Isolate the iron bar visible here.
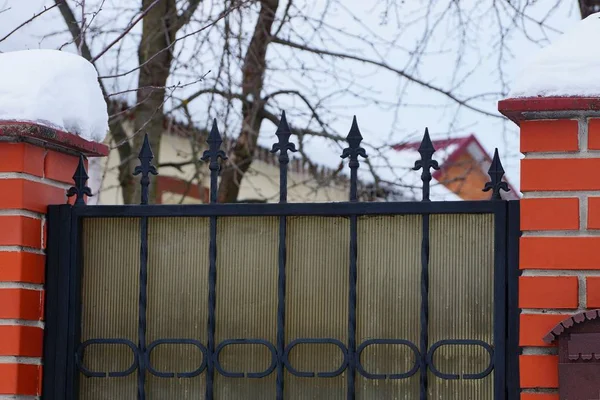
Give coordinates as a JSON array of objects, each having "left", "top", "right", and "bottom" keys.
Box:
[
  {"left": 493, "top": 203, "right": 508, "bottom": 400},
  {"left": 71, "top": 200, "right": 502, "bottom": 218},
  {"left": 341, "top": 116, "right": 367, "bottom": 399},
  {"left": 419, "top": 214, "right": 430, "bottom": 400},
  {"left": 412, "top": 128, "right": 439, "bottom": 399},
  {"left": 270, "top": 111, "right": 297, "bottom": 400},
  {"left": 136, "top": 216, "right": 149, "bottom": 400},
  {"left": 201, "top": 119, "right": 226, "bottom": 400}
]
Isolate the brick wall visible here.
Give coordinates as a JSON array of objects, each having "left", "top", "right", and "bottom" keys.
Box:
[
  {"left": 0, "top": 124, "right": 106, "bottom": 399},
  {"left": 500, "top": 98, "right": 600, "bottom": 400}
]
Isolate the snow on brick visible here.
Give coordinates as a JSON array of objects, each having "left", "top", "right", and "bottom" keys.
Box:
[
  {"left": 510, "top": 12, "right": 600, "bottom": 98},
  {"left": 0, "top": 49, "right": 108, "bottom": 142}
]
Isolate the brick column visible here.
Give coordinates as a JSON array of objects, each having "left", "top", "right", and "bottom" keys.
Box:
[
  {"left": 0, "top": 122, "right": 106, "bottom": 398},
  {"left": 499, "top": 97, "right": 600, "bottom": 400}
]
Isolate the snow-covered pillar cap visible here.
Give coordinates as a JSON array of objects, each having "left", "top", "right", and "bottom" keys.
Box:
[
  {"left": 499, "top": 12, "right": 600, "bottom": 123},
  {"left": 0, "top": 49, "right": 109, "bottom": 156}
]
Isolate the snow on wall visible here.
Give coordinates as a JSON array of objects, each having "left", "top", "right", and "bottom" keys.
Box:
[
  {"left": 510, "top": 12, "right": 600, "bottom": 98},
  {"left": 0, "top": 49, "right": 108, "bottom": 142}
]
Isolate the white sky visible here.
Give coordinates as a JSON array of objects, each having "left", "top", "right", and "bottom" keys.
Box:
[{"left": 0, "top": 0, "right": 586, "bottom": 193}]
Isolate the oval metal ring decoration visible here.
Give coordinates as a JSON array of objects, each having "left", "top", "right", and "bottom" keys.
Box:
[
  {"left": 283, "top": 338, "right": 348, "bottom": 378},
  {"left": 146, "top": 339, "right": 208, "bottom": 378},
  {"left": 76, "top": 338, "right": 139, "bottom": 377},
  {"left": 214, "top": 339, "right": 277, "bottom": 378},
  {"left": 426, "top": 339, "right": 494, "bottom": 380},
  {"left": 355, "top": 339, "right": 420, "bottom": 379}
]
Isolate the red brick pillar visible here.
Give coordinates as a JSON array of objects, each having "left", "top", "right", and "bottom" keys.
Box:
[
  {"left": 499, "top": 98, "right": 600, "bottom": 400},
  {"left": 0, "top": 122, "right": 106, "bottom": 398}
]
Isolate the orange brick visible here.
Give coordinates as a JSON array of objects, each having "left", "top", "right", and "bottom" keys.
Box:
[
  {"left": 521, "top": 120, "right": 578, "bottom": 152},
  {"left": 0, "top": 325, "right": 43, "bottom": 357},
  {"left": 588, "top": 118, "right": 600, "bottom": 150},
  {"left": 586, "top": 277, "right": 600, "bottom": 308},
  {"left": 519, "top": 276, "right": 578, "bottom": 309},
  {"left": 0, "top": 252, "right": 45, "bottom": 284},
  {"left": 587, "top": 197, "right": 600, "bottom": 229},
  {"left": 0, "top": 289, "right": 43, "bottom": 320},
  {"left": 44, "top": 150, "right": 85, "bottom": 184},
  {"left": 520, "top": 355, "right": 559, "bottom": 388},
  {"left": 521, "top": 237, "right": 600, "bottom": 269},
  {"left": 520, "top": 394, "right": 559, "bottom": 400},
  {"left": 520, "top": 314, "right": 566, "bottom": 346},
  {"left": 0, "top": 216, "right": 41, "bottom": 248},
  {"left": 0, "top": 179, "right": 65, "bottom": 213},
  {"left": 520, "top": 198, "right": 579, "bottom": 231},
  {"left": 521, "top": 158, "right": 600, "bottom": 191},
  {"left": 0, "top": 143, "right": 44, "bottom": 177},
  {"left": 0, "top": 363, "right": 41, "bottom": 395}
]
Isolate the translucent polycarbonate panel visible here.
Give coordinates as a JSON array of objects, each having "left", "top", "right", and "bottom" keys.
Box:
[
  {"left": 214, "top": 217, "right": 279, "bottom": 399},
  {"left": 285, "top": 216, "right": 349, "bottom": 400},
  {"left": 79, "top": 218, "right": 140, "bottom": 400},
  {"left": 146, "top": 217, "right": 210, "bottom": 398},
  {"left": 428, "top": 214, "right": 495, "bottom": 400},
  {"left": 356, "top": 215, "right": 422, "bottom": 399}
]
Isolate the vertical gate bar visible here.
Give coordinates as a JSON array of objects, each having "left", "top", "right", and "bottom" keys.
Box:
[
  {"left": 66, "top": 208, "right": 82, "bottom": 400},
  {"left": 207, "top": 214, "right": 217, "bottom": 400},
  {"left": 348, "top": 213, "right": 358, "bottom": 400},
  {"left": 493, "top": 202, "right": 508, "bottom": 400},
  {"left": 419, "top": 214, "right": 429, "bottom": 400},
  {"left": 506, "top": 200, "right": 521, "bottom": 399},
  {"left": 137, "top": 217, "right": 149, "bottom": 400},
  {"left": 341, "top": 116, "right": 366, "bottom": 400},
  {"left": 270, "top": 112, "right": 296, "bottom": 400},
  {"left": 202, "top": 120, "right": 226, "bottom": 400},
  {"left": 412, "top": 128, "right": 439, "bottom": 400},
  {"left": 276, "top": 214, "right": 286, "bottom": 400},
  {"left": 43, "top": 205, "right": 72, "bottom": 400}
]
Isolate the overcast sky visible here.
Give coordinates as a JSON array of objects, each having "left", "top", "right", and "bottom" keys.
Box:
[{"left": 0, "top": 1, "right": 585, "bottom": 193}]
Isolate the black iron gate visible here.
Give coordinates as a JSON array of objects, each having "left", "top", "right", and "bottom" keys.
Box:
[{"left": 42, "top": 116, "right": 520, "bottom": 399}]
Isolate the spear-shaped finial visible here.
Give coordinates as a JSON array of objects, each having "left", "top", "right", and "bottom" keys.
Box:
[
  {"left": 270, "top": 111, "right": 298, "bottom": 203},
  {"left": 412, "top": 128, "right": 439, "bottom": 202},
  {"left": 67, "top": 154, "right": 92, "bottom": 205},
  {"left": 483, "top": 148, "right": 510, "bottom": 200},
  {"left": 270, "top": 111, "right": 297, "bottom": 164},
  {"left": 201, "top": 119, "right": 227, "bottom": 203},
  {"left": 133, "top": 133, "right": 158, "bottom": 205},
  {"left": 341, "top": 116, "right": 368, "bottom": 202}
]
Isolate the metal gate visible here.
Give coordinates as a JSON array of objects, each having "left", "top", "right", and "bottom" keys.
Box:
[{"left": 42, "top": 118, "right": 520, "bottom": 399}]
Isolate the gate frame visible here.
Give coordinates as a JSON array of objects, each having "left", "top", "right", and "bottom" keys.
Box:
[
  {"left": 42, "top": 121, "right": 521, "bottom": 399},
  {"left": 42, "top": 199, "right": 520, "bottom": 399}
]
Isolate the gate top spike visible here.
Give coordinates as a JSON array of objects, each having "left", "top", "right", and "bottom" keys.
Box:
[
  {"left": 413, "top": 127, "right": 439, "bottom": 202},
  {"left": 346, "top": 116, "right": 364, "bottom": 149},
  {"left": 341, "top": 116, "right": 368, "bottom": 202},
  {"left": 341, "top": 116, "right": 368, "bottom": 163},
  {"left": 202, "top": 119, "right": 227, "bottom": 170},
  {"left": 270, "top": 111, "right": 297, "bottom": 164},
  {"left": 133, "top": 133, "right": 158, "bottom": 205},
  {"left": 67, "top": 154, "right": 92, "bottom": 205},
  {"left": 483, "top": 148, "right": 510, "bottom": 200}
]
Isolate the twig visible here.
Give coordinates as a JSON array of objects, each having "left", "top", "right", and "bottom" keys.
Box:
[
  {"left": 99, "top": 1, "right": 248, "bottom": 79},
  {"left": 0, "top": 1, "right": 63, "bottom": 43},
  {"left": 91, "top": 0, "right": 161, "bottom": 63}
]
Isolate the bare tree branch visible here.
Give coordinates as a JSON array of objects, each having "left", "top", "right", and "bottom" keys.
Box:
[{"left": 0, "top": 1, "right": 63, "bottom": 43}]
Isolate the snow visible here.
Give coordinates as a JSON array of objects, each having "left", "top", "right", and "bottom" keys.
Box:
[
  {"left": 0, "top": 49, "right": 108, "bottom": 142},
  {"left": 511, "top": 12, "right": 600, "bottom": 98}
]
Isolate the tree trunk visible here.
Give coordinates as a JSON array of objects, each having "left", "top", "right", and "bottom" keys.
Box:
[
  {"left": 123, "top": 0, "right": 178, "bottom": 204},
  {"left": 217, "top": 0, "right": 279, "bottom": 203}
]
